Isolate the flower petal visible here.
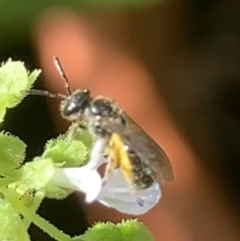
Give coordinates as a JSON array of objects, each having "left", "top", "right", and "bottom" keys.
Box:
[
  {"left": 50, "top": 165, "right": 102, "bottom": 203},
  {"left": 97, "top": 170, "right": 161, "bottom": 215}
]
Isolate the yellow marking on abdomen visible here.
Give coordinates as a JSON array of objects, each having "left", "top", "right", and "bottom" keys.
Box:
[{"left": 108, "top": 133, "right": 134, "bottom": 185}]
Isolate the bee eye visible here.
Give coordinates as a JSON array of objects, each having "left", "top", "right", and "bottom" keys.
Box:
[{"left": 61, "top": 90, "right": 91, "bottom": 118}]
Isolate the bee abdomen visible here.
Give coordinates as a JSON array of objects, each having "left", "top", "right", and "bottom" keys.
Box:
[{"left": 127, "top": 149, "right": 154, "bottom": 189}]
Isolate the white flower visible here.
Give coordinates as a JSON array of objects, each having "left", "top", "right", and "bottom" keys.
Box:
[
  {"left": 98, "top": 170, "right": 161, "bottom": 215},
  {"left": 50, "top": 164, "right": 102, "bottom": 203},
  {"left": 50, "top": 159, "right": 161, "bottom": 215}
]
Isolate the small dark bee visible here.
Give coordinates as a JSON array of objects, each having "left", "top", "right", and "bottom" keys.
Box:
[{"left": 31, "top": 57, "right": 174, "bottom": 193}]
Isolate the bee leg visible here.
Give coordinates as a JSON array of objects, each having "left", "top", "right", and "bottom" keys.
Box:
[
  {"left": 102, "top": 164, "right": 114, "bottom": 186},
  {"left": 67, "top": 122, "right": 87, "bottom": 140},
  {"left": 66, "top": 122, "right": 79, "bottom": 140},
  {"left": 102, "top": 158, "right": 115, "bottom": 187}
]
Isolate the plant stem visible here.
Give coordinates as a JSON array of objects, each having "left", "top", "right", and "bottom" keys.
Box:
[
  {"left": 22, "top": 190, "right": 45, "bottom": 230},
  {"left": 7, "top": 188, "right": 72, "bottom": 241}
]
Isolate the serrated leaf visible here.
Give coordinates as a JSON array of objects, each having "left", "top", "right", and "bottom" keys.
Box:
[
  {"left": 0, "top": 132, "right": 26, "bottom": 169},
  {"left": 0, "top": 59, "right": 41, "bottom": 111},
  {"left": 43, "top": 135, "right": 88, "bottom": 167},
  {"left": 0, "top": 198, "right": 30, "bottom": 241},
  {"left": 81, "top": 222, "right": 122, "bottom": 241},
  {"left": 118, "top": 220, "right": 155, "bottom": 241}
]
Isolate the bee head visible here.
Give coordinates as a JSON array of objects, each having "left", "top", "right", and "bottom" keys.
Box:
[{"left": 60, "top": 89, "right": 92, "bottom": 121}]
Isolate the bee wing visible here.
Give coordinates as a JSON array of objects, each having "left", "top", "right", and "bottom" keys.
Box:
[{"left": 107, "top": 113, "right": 174, "bottom": 182}]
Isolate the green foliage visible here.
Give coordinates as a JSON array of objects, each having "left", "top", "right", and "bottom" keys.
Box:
[
  {"left": 0, "top": 59, "right": 41, "bottom": 121},
  {"left": 0, "top": 198, "right": 30, "bottom": 241},
  {"left": 9, "top": 157, "right": 55, "bottom": 196},
  {"left": 74, "top": 220, "right": 155, "bottom": 241},
  {"left": 0, "top": 132, "right": 26, "bottom": 169},
  {"left": 43, "top": 134, "right": 88, "bottom": 167},
  {"left": 0, "top": 59, "right": 155, "bottom": 241},
  {"left": 118, "top": 220, "right": 154, "bottom": 241},
  {"left": 0, "top": 0, "right": 167, "bottom": 49},
  {"left": 81, "top": 222, "right": 122, "bottom": 241}
]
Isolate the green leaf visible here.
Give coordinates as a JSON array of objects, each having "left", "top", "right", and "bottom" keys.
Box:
[
  {"left": 0, "top": 198, "right": 30, "bottom": 241},
  {"left": 0, "top": 59, "right": 41, "bottom": 109},
  {"left": 118, "top": 220, "right": 155, "bottom": 241},
  {"left": 0, "top": 58, "right": 40, "bottom": 123},
  {"left": 0, "top": 132, "right": 26, "bottom": 169},
  {"left": 22, "top": 157, "right": 55, "bottom": 190},
  {"left": 75, "top": 220, "right": 155, "bottom": 241},
  {"left": 80, "top": 222, "right": 122, "bottom": 241},
  {"left": 43, "top": 134, "right": 88, "bottom": 167}
]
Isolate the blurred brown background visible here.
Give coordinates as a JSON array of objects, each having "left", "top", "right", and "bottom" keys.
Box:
[{"left": 1, "top": 0, "right": 240, "bottom": 240}]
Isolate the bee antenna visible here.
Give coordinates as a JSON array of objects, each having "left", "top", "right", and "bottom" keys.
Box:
[
  {"left": 53, "top": 56, "right": 71, "bottom": 96},
  {"left": 29, "top": 89, "right": 67, "bottom": 99}
]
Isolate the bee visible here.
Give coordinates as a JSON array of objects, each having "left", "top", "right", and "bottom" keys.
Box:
[{"left": 31, "top": 57, "right": 174, "bottom": 195}]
